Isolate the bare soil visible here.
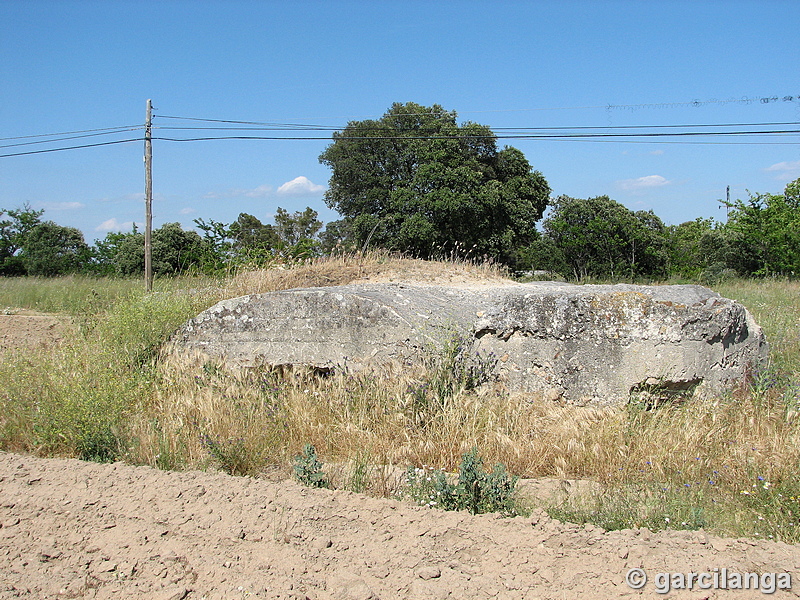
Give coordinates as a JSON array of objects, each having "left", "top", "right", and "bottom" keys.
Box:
[
  {"left": 0, "top": 311, "right": 68, "bottom": 351},
  {"left": 2, "top": 451, "right": 800, "bottom": 600}
]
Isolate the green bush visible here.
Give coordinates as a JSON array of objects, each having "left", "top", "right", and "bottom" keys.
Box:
[
  {"left": 404, "top": 448, "right": 520, "bottom": 516},
  {"left": 293, "top": 444, "right": 330, "bottom": 488},
  {"left": 201, "top": 434, "right": 254, "bottom": 476}
]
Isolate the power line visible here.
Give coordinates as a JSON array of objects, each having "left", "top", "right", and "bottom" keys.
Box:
[
  {"left": 151, "top": 128, "right": 800, "bottom": 143},
  {"left": 0, "top": 125, "right": 141, "bottom": 142},
  {"left": 539, "top": 138, "right": 800, "bottom": 146},
  {"left": 0, "top": 138, "right": 141, "bottom": 158},
  {"left": 2, "top": 100, "right": 798, "bottom": 159},
  {"left": 155, "top": 114, "right": 328, "bottom": 129},
  {"left": 606, "top": 95, "right": 800, "bottom": 112},
  {"left": 152, "top": 120, "right": 800, "bottom": 133},
  {"left": 0, "top": 127, "right": 143, "bottom": 150},
  {"left": 153, "top": 94, "right": 799, "bottom": 124}
]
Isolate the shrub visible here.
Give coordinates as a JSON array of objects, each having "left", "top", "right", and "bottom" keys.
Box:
[
  {"left": 404, "top": 448, "right": 520, "bottom": 516},
  {"left": 293, "top": 444, "right": 330, "bottom": 488}
]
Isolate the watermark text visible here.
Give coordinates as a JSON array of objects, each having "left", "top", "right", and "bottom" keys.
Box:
[{"left": 626, "top": 568, "right": 791, "bottom": 594}]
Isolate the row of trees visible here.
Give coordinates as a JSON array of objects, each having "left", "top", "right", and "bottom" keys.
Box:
[
  {"left": 3, "top": 177, "right": 797, "bottom": 282},
  {"left": 0, "top": 206, "right": 325, "bottom": 277},
  {"left": 1, "top": 102, "right": 797, "bottom": 281},
  {"left": 517, "top": 178, "right": 800, "bottom": 281}
]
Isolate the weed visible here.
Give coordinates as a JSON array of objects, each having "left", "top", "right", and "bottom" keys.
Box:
[
  {"left": 345, "top": 450, "right": 373, "bottom": 493},
  {"left": 548, "top": 482, "right": 708, "bottom": 532},
  {"left": 75, "top": 426, "right": 121, "bottom": 463},
  {"left": 150, "top": 419, "right": 183, "bottom": 471},
  {"left": 408, "top": 331, "right": 498, "bottom": 427},
  {"left": 200, "top": 433, "right": 267, "bottom": 476},
  {"left": 404, "top": 448, "right": 520, "bottom": 516},
  {"left": 293, "top": 444, "right": 330, "bottom": 489}
]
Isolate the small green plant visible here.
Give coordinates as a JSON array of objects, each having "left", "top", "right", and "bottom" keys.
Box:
[
  {"left": 431, "top": 332, "right": 498, "bottom": 395},
  {"left": 201, "top": 433, "right": 253, "bottom": 476},
  {"left": 293, "top": 444, "right": 330, "bottom": 488},
  {"left": 548, "top": 482, "right": 707, "bottom": 533},
  {"left": 345, "top": 450, "right": 373, "bottom": 493},
  {"left": 75, "top": 425, "right": 122, "bottom": 463},
  {"left": 404, "top": 448, "right": 520, "bottom": 516},
  {"left": 408, "top": 332, "right": 498, "bottom": 426},
  {"left": 151, "top": 418, "right": 184, "bottom": 471}
]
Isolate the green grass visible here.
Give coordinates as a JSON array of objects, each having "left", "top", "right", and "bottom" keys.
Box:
[
  {"left": 0, "top": 275, "right": 222, "bottom": 461},
  {"left": 714, "top": 279, "right": 800, "bottom": 376},
  {"left": 0, "top": 274, "right": 222, "bottom": 315},
  {"left": 543, "top": 276, "right": 800, "bottom": 540}
]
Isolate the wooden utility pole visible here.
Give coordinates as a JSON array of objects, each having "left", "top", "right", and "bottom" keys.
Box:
[
  {"left": 726, "top": 185, "right": 731, "bottom": 220},
  {"left": 144, "top": 99, "right": 153, "bottom": 292}
]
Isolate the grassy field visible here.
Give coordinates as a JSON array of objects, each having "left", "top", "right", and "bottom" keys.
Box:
[{"left": 0, "top": 257, "right": 798, "bottom": 541}]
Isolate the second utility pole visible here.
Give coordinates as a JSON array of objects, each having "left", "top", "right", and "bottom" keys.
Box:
[{"left": 144, "top": 99, "right": 153, "bottom": 292}]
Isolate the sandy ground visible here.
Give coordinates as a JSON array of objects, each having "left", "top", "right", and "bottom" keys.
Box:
[
  {"left": 0, "top": 311, "right": 67, "bottom": 351},
  {"left": 2, "top": 451, "right": 800, "bottom": 600}
]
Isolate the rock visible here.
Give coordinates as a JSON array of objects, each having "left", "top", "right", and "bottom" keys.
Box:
[
  {"left": 416, "top": 565, "right": 442, "bottom": 579},
  {"left": 326, "top": 571, "right": 378, "bottom": 600},
  {"left": 171, "top": 282, "right": 767, "bottom": 407}
]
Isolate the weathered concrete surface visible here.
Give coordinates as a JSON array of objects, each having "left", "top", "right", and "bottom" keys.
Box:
[{"left": 172, "top": 283, "right": 768, "bottom": 406}]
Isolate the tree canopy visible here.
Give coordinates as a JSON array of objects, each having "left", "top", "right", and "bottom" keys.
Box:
[
  {"left": 0, "top": 205, "right": 44, "bottom": 275},
  {"left": 20, "top": 221, "right": 90, "bottom": 277},
  {"left": 723, "top": 182, "right": 800, "bottom": 277},
  {"left": 319, "top": 102, "right": 550, "bottom": 264},
  {"left": 538, "top": 195, "right": 669, "bottom": 281}
]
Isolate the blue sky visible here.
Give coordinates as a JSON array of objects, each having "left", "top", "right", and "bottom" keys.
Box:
[{"left": 1, "top": 0, "right": 798, "bottom": 243}]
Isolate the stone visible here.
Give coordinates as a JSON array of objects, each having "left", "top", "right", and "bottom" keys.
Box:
[
  {"left": 171, "top": 282, "right": 767, "bottom": 407},
  {"left": 416, "top": 565, "right": 442, "bottom": 579}
]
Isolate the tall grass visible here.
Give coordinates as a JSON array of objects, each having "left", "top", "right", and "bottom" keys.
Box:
[
  {"left": 0, "top": 278, "right": 221, "bottom": 461},
  {"left": 0, "top": 261, "right": 798, "bottom": 540}
]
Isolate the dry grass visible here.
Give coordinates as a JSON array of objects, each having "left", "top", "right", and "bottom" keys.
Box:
[
  {"left": 223, "top": 249, "right": 513, "bottom": 297},
  {"left": 1, "top": 258, "right": 799, "bottom": 539}
]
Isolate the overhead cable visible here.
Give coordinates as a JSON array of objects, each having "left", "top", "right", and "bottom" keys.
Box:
[
  {"left": 0, "top": 127, "right": 144, "bottom": 150},
  {"left": 0, "top": 138, "right": 141, "bottom": 159},
  {"left": 152, "top": 128, "right": 800, "bottom": 142},
  {"left": 152, "top": 121, "right": 800, "bottom": 134},
  {"left": 0, "top": 125, "right": 141, "bottom": 142}
]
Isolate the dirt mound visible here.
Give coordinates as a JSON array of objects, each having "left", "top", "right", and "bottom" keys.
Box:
[
  {"left": 224, "top": 254, "right": 513, "bottom": 298},
  {"left": 1, "top": 452, "right": 798, "bottom": 599}
]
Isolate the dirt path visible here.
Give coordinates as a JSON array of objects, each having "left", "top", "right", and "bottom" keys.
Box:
[{"left": 1, "top": 452, "right": 799, "bottom": 600}]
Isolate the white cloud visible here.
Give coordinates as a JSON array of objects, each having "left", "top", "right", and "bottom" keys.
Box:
[
  {"left": 204, "top": 177, "right": 325, "bottom": 200},
  {"left": 245, "top": 184, "right": 274, "bottom": 198},
  {"left": 204, "top": 185, "right": 273, "bottom": 200},
  {"left": 179, "top": 207, "right": 196, "bottom": 215},
  {"left": 95, "top": 218, "right": 139, "bottom": 232},
  {"left": 276, "top": 176, "right": 325, "bottom": 196},
  {"left": 617, "top": 175, "right": 670, "bottom": 192},
  {"left": 41, "top": 201, "right": 85, "bottom": 210},
  {"left": 649, "top": 150, "right": 665, "bottom": 156},
  {"left": 766, "top": 160, "right": 800, "bottom": 181}
]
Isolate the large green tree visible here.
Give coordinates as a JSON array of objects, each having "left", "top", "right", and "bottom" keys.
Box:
[
  {"left": 666, "top": 217, "right": 730, "bottom": 279},
  {"left": 0, "top": 205, "right": 44, "bottom": 275},
  {"left": 273, "top": 207, "right": 323, "bottom": 259},
  {"left": 20, "top": 221, "right": 90, "bottom": 276},
  {"left": 114, "top": 223, "right": 208, "bottom": 276},
  {"left": 540, "top": 195, "right": 669, "bottom": 280},
  {"left": 722, "top": 179, "right": 800, "bottom": 276},
  {"left": 319, "top": 102, "right": 550, "bottom": 264}
]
